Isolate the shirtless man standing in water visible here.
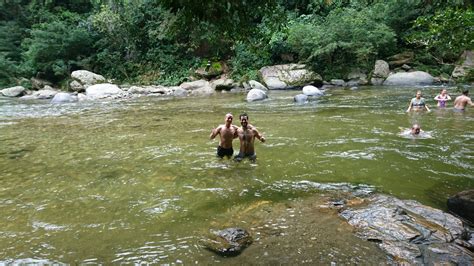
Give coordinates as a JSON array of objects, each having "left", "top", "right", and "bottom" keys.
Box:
[
  {"left": 454, "top": 88, "right": 474, "bottom": 111},
  {"left": 234, "top": 113, "right": 265, "bottom": 162},
  {"left": 210, "top": 113, "right": 238, "bottom": 158}
]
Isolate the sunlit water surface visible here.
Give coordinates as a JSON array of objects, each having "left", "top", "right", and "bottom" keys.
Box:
[{"left": 0, "top": 86, "right": 473, "bottom": 263}]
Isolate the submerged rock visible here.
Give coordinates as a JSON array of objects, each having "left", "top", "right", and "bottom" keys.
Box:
[
  {"left": 1, "top": 86, "right": 26, "bottom": 97},
  {"left": 294, "top": 94, "right": 308, "bottom": 104},
  {"left": 202, "top": 228, "right": 253, "bottom": 256},
  {"left": 448, "top": 189, "right": 474, "bottom": 224}
]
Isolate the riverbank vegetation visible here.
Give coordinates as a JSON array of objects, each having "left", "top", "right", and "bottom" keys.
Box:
[{"left": 0, "top": 0, "right": 472, "bottom": 88}]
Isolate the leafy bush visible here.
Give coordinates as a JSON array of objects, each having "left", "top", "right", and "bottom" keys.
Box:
[
  {"left": 230, "top": 41, "right": 271, "bottom": 82},
  {"left": 286, "top": 7, "right": 396, "bottom": 79},
  {"left": 20, "top": 9, "right": 95, "bottom": 83},
  {"left": 406, "top": 8, "right": 474, "bottom": 63}
]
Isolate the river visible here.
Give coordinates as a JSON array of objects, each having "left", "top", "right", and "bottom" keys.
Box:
[{"left": 0, "top": 86, "right": 473, "bottom": 263}]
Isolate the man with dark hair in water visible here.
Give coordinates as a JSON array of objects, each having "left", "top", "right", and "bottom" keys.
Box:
[
  {"left": 454, "top": 88, "right": 474, "bottom": 111},
  {"left": 210, "top": 113, "right": 238, "bottom": 158},
  {"left": 234, "top": 113, "right": 265, "bottom": 162}
]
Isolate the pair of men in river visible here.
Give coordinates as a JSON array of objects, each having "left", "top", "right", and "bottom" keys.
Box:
[{"left": 210, "top": 113, "right": 265, "bottom": 162}]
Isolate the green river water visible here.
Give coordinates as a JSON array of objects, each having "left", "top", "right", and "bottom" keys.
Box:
[{"left": 0, "top": 86, "right": 473, "bottom": 264}]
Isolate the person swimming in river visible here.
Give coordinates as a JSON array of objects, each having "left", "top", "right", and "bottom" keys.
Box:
[
  {"left": 234, "top": 113, "right": 265, "bottom": 162},
  {"left": 406, "top": 90, "right": 430, "bottom": 112},
  {"left": 399, "top": 123, "right": 431, "bottom": 138},
  {"left": 210, "top": 113, "right": 238, "bottom": 158},
  {"left": 434, "top": 89, "right": 451, "bottom": 108}
]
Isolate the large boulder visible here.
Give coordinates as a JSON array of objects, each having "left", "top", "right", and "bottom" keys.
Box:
[
  {"left": 179, "top": 80, "right": 214, "bottom": 95},
  {"left": 248, "top": 80, "right": 268, "bottom": 91},
  {"left": 383, "top": 71, "right": 434, "bottom": 86},
  {"left": 452, "top": 50, "right": 474, "bottom": 80},
  {"left": 85, "top": 83, "right": 123, "bottom": 98},
  {"left": 373, "top": 60, "right": 390, "bottom": 78},
  {"left": 340, "top": 194, "right": 471, "bottom": 265},
  {"left": 51, "top": 92, "right": 77, "bottom": 104},
  {"left": 448, "top": 190, "right": 474, "bottom": 224},
  {"left": 1, "top": 86, "right": 26, "bottom": 97},
  {"left": 71, "top": 70, "right": 106, "bottom": 88},
  {"left": 70, "top": 80, "right": 85, "bottom": 92},
  {"left": 246, "top": 88, "right": 267, "bottom": 102},
  {"left": 259, "top": 64, "right": 322, "bottom": 90},
  {"left": 302, "top": 85, "right": 323, "bottom": 96}
]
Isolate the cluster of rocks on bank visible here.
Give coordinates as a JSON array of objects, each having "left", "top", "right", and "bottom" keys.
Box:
[{"left": 1, "top": 50, "right": 472, "bottom": 104}]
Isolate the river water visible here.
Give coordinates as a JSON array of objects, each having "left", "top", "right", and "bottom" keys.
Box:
[{"left": 0, "top": 86, "right": 473, "bottom": 263}]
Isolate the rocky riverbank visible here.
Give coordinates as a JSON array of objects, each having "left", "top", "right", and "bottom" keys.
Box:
[{"left": 1, "top": 50, "right": 473, "bottom": 104}]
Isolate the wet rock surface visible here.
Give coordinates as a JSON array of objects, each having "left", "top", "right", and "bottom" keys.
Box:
[
  {"left": 202, "top": 228, "right": 253, "bottom": 256},
  {"left": 448, "top": 189, "right": 474, "bottom": 224},
  {"left": 339, "top": 194, "right": 473, "bottom": 265}
]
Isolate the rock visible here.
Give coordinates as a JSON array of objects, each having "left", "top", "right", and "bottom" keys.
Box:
[
  {"left": 172, "top": 87, "right": 188, "bottom": 97},
  {"left": 346, "top": 70, "right": 368, "bottom": 86},
  {"left": 452, "top": 50, "right": 474, "bottom": 80},
  {"left": 448, "top": 190, "right": 474, "bottom": 224},
  {"left": 259, "top": 64, "right": 322, "bottom": 90},
  {"left": 128, "top": 86, "right": 168, "bottom": 95},
  {"left": 30, "top": 78, "right": 52, "bottom": 90},
  {"left": 248, "top": 80, "right": 268, "bottom": 91},
  {"left": 70, "top": 80, "right": 85, "bottom": 92},
  {"left": 1, "top": 86, "right": 26, "bottom": 97},
  {"left": 32, "top": 89, "right": 58, "bottom": 99},
  {"left": 401, "top": 64, "right": 411, "bottom": 71},
  {"left": 302, "top": 85, "right": 323, "bottom": 96},
  {"left": 246, "top": 88, "right": 267, "bottom": 102},
  {"left": 71, "top": 70, "right": 106, "bottom": 88},
  {"left": 330, "top": 79, "right": 345, "bottom": 86},
  {"left": 294, "top": 94, "right": 308, "bottom": 103},
  {"left": 373, "top": 60, "right": 390, "bottom": 79},
  {"left": 387, "top": 51, "right": 414, "bottom": 67},
  {"left": 383, "top": 71, "right": 434, "bottom": 86},
  {"left": 371, "top": 78, "right": 385, "bottom": 86},
  {"left": 51, "top": 92, "right": 77, "bottom": 104},
  {"left": 202, "top": 228, "right": 252, "bottom": 256},
  {"left": 180, "top": 80, "right": 212, "bottom": 93},
  {"left": 211, "top": 78, "right": 235, "bottom": 91},
  {"left": 340, "top": 194, "right": 471, "bottom": 265},
  {"left": 77, "top": 93, "right": 87, "bottom": 101},
  {"left": 85, "top": 83, "right": 123, "bottom": 98}
]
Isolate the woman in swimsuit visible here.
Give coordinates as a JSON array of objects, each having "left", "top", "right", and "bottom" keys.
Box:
[
  {"left": 406, "top": 90, "right": 430, "bottom": 112},
  {"left": 434, "top": 89, "right": 451, "bottom": 108}
]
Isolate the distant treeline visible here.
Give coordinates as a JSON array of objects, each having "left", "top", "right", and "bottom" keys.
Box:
[{"left": 0, "top": 0, "right": 472, "bottom": 88}]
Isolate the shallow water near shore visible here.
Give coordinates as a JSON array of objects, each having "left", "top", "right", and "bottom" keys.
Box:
[{"left": 0, "top": 86, "right": 473, "bottom": 263}]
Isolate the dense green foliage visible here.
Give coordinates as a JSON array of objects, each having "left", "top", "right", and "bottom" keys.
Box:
[{"left": 0, "top": 0, "right": 472, "bottom": 88}]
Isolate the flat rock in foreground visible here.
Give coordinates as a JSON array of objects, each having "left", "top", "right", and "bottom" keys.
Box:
[{"left": 340, "top": 194, "right": 473, "bottom": 265}]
